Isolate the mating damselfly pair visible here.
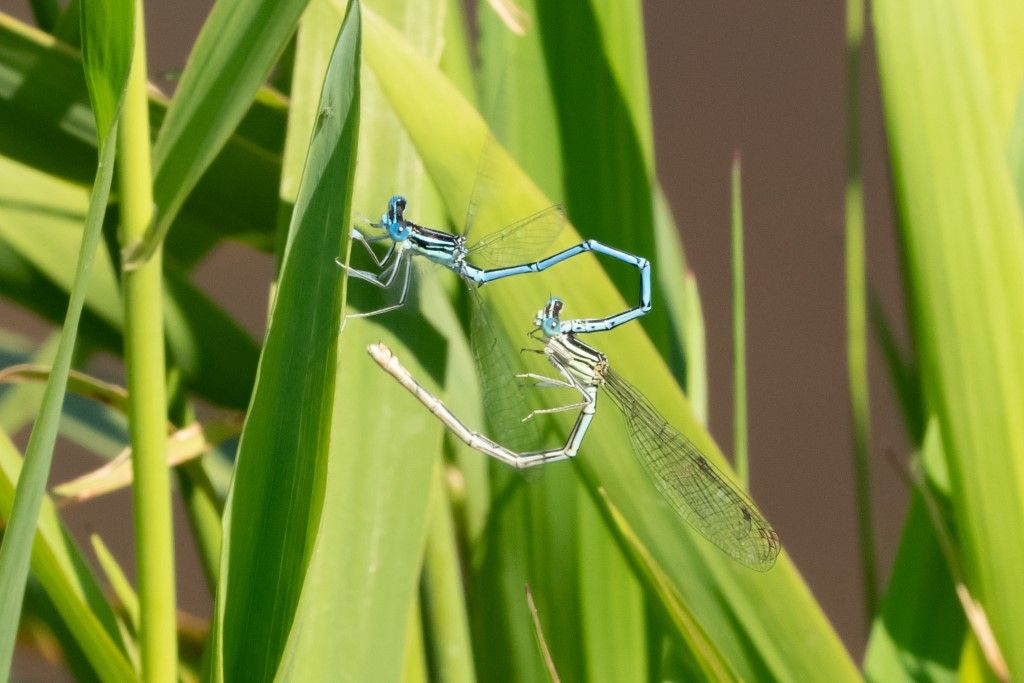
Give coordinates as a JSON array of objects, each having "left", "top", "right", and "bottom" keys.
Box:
[{"left": 341, "top": 195, "right": 780, "bottom": 571}]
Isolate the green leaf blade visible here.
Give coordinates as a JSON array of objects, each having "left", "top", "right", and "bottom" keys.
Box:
[
  {"left": 874, "top": 0, "right": 1024, "bottom": 675},
  {"left": 0, "top": 0, "right": 132, "bottom": 674},
  {"left": 211, "top": 3, "right": 361, "bottom": 679},
  {"left": 278, "top": 1, "right": 451, "bottom": 679},
  {"left": 136, "top": 0, "right": 311, "bottom": 264}
]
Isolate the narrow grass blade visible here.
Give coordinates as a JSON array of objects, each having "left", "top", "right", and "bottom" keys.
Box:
[
  {"left": 730, "top": 154, "right": 748, "bottom": 487},
  {"left": 0, "top": 364, "right": 128, "bottom": 413},
  {"left": 653, "top": 187, "right": 702, "bottom": 395},
  {"left": 524, "top": 584, "right": 561, "bottom": 683},
  {"left": 0, "top": 0, "right": 131, "bottom": 674},
  {"left": 681, "top": 270, "right": 708, "bottom": 423},
  {"left": 869, "top": 293, "right": 923, "bottom": 441},
  {"left": 210, "top": 3, "right": 360, "bottom": 678},
  {"left": 90, "top": 535, "right": 140, "bottom": 633},
  {"left": 364, "top": 10, "right": 857, "bottom": 678},
  {"left": 845, "top": 0, "right": 877, "bottom": 619},
  {"left": 402, "top": 597, "right": 429, "bottom": 683},
  {"left": 126, "top": 0, "right": 310, "bottom": 266},
  {"left": 0, "top": 430, "right": 135, "bottom": 680},
  {"left": 874, "top": 1, "right": 1024, "bottom": 673}
]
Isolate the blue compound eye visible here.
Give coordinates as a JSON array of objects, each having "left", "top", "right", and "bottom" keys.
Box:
[{"left": 542, "top": 317, "right": 560, "bottom": 337}]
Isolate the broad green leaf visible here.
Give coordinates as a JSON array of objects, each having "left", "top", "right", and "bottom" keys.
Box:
[
  {"left": 278, "top": 1, "right": 448, "bottom": 680},
  {"left": 162, "top": 267, "right": 260, "bottom": 409},
  {"left": 211, "top": 3, "right": 360, "bottom": 679},
  {"left": 0, "top": 0, "right": 131, "bottom": 673},
  {"left": 0, "top": 156, "right": 121, "bottom": 325},
  {"left": 580, "top": 0, "right": 700, "bottom": 389},
  {"left": 364, "top": 9, "right": 857, "bottom": 679},
  {"left": 874, "top": 1, "right": 1024, "bottom": 675},
  {"left": 438, "top": 0, "right": 474, "bottom": 103},
  {"left": 129, "top": 0, "right": 311, "bottom": 265},
  {"left": 0, "top": 429, "right": 134, "bottom": 681}
]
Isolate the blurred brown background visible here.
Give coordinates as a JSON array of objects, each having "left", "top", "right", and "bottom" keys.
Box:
[{"left": 2, "top": 0, "right": 909, "bottom": 674}]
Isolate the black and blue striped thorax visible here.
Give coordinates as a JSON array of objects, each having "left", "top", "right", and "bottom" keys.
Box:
[
  {"left": 380, "top": 194, "right": 468, "bottom": 268},
  {"left": 407, "top": 223, "right": 467, "bottom": 267}
]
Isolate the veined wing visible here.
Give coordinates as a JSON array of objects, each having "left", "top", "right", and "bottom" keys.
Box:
[
  {"left": 468, "top": 286, "right": 540, "bottom": 452},
  {"left": 467, "top": 205, "right": 567, "bottom": 269},
  {"left": 603, "top": 369, "right": 780, "bottom": 571}
]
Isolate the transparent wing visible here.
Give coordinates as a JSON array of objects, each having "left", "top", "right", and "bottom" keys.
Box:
[
  {"left": 468, "top": 286, "right": 540, "bottom": 452},
  {"left": 467, "top": 205, "right": 567, "bottom": 269},
  {"left": 603, "top": 369, "right": 781, "bottom": 571}
]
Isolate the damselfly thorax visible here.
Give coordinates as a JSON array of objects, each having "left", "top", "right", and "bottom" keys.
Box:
[{"left": 544, "top": 332, "right": 608, "bottom": 389}]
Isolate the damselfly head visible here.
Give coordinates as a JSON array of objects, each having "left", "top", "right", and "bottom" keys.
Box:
[
  {"left": 381, "top": 195, "right": 412, "bottom": 242},
  {"left": 535, "top": 297, "right": 564, "bottom": 338}
]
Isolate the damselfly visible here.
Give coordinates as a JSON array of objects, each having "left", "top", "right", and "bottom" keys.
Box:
[
  {"left": 367, "top": 297, "right": 780, "bottom": 571},
  {"left": 338, "top": 195, "right": 651, "bottom": 332}
]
